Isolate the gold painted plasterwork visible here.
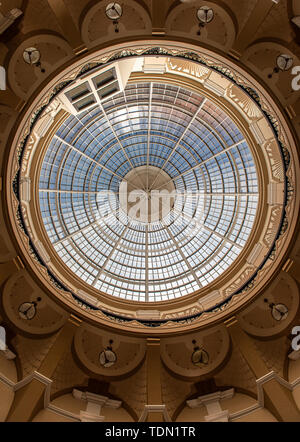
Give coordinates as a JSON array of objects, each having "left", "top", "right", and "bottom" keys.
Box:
[{"left": 5, "top": 41, "right": 299, "bottom": 335}]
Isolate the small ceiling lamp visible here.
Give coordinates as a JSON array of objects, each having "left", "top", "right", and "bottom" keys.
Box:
[
  {"left": 264, "top": 299, "right": 289, "bottom": 321},
  {"left": 196, "top": 6, "right": 214, "bottom": 35},
  {"left": 191, "top": 340, "right": 209, "bottom": 367},
  {"left": 18, "top": 297, "right": 42, "bottom": 320},
  {"left": 99, "top": 340, "right": 117, "bottom": 368},
  {"left": 105, "top": 2, "right": 123, "bottom": 33},
  {"left": 23, "top": 47, "right": 45, "bottom": 73},
  {"left": 268, "top": 54, "right": 293, "bottom": 79}
]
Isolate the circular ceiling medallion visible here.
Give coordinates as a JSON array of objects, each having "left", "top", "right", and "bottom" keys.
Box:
[{"left": 6, "top": 42, "right": 298, "bottom": 334}]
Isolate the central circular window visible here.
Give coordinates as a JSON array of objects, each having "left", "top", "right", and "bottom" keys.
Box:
[
  {"left": 38, "top": 81, "right": 259, "bottom": 302},
  {"left": 120, "top": 166, "right": 176, "bottom": 223}
]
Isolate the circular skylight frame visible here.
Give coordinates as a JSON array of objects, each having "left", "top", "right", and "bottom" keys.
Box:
[{"left": 6, "top": 43, "right": 297, "bottom": 335}]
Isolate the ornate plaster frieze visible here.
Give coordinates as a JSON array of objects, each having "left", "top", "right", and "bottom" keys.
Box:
[{"left": 5, "top": 41, "right": 299, "bottom": 335}]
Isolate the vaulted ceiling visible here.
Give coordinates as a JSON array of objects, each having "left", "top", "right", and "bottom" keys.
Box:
[{"left": 0, "top": 0, "right": 300, "bottom": 423}]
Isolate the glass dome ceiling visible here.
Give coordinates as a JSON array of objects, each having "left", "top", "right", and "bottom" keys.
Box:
[{"left": 39, "top": 81, "right": 258, "bottom": 302}]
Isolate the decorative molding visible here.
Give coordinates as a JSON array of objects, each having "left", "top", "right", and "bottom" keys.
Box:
[
  {"left": 47, "top": 404, "right": 80, "bottom": 421},
  {"left": 187, "top": 389, "right": 235, "bottom": 409},
  {"left": 33, "top": 99, "right": 62, "bottom": 139},
  {"left": 136, "top": 310, "right": 161, "bottom": 320},
  {"left": 246, "top": 243, "right": 268, "bottom": 266},
  {"left": 198, "top": 291, "right": 222, "bottom": 311},
  {"left": 73, "top": 389, "right": 121, "bottom": 409},
  {"left": 179, "top": 372, "right": 300, "bottom": 421},
  {"left": 184, "top": 373, "right": 300, "bottom": 422},
  {"left": 227, "top": 84, "right": 262, "bottom": 120},
  {"left": 5, "top": 42, "right": 298, "bottom": 333},
  {"left": 205, "top": 410, "right": 230, "bottom": 422},
  {"left": 33, "top": 240, "right": 51, "bottom": 265},
  {"left": 187, "top": 389, "right": 234, "bottom": 422},
  {"left": 73, "top": 389, "right": 121, "bottom": 422},
  {"left": 268, "top": 183, "right": 285, "bottom": 206},
  {"left": 143, "top": 57, "right": 167, "bottom": 74},
  {"left": 0, "top": 9, "right": 22, "bottom": 35},
  {"left": 14, "top": 371, "right": 52, "bottom": 393},
  {"left": 230, "top": 371, "right": 300, "bottom": 421},
  {"left": 0, "top": 369, "right": 300, "bottom": 422},
  {"left": 167, "top": 59, "right": 210, "bottom": 80},
  {"left": 76, "top": 290, "right": 99, "bottom": 308},
  {"left": 20, "top": 178, "right": 31, "bottom": 204},
  {"left": 138, "top": 405, "right": 172, "bottom": 422},
  {"left": 0, "top": 371, "right": 53, "bottom": 409},
  {"left": 249, "top": 122, "right": 265, "bottom": 144}
]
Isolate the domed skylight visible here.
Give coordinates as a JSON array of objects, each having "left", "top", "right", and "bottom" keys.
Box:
[{"left": 39, "top": 81, "right": 258, "bottom": 302}]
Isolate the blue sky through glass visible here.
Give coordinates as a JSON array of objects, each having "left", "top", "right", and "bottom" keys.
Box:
[{"left": 39, "top": 82, "right": 258, "bottom": 302}]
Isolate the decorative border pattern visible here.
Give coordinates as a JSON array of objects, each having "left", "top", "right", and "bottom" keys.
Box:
[{"left": 7, "top": 43, "right": 297, "bottom": 332}]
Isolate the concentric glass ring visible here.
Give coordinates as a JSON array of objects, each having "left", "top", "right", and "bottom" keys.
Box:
[{"left": 39, "top": 81, "right": 258, "bottom": 302}]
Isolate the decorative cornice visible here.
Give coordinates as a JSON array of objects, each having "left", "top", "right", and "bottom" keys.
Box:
[
  {"left": 73, "top": 389, "right": 122, "bottom": 409},
  {"left": 0, "top": 369, "right": 299, "bottom": 422},
  {"left": 187, "top": 389, "right": 235, "bottom": 408},
  {"left": 138, "top": 405, "right": 172, "bottom": 422}
]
